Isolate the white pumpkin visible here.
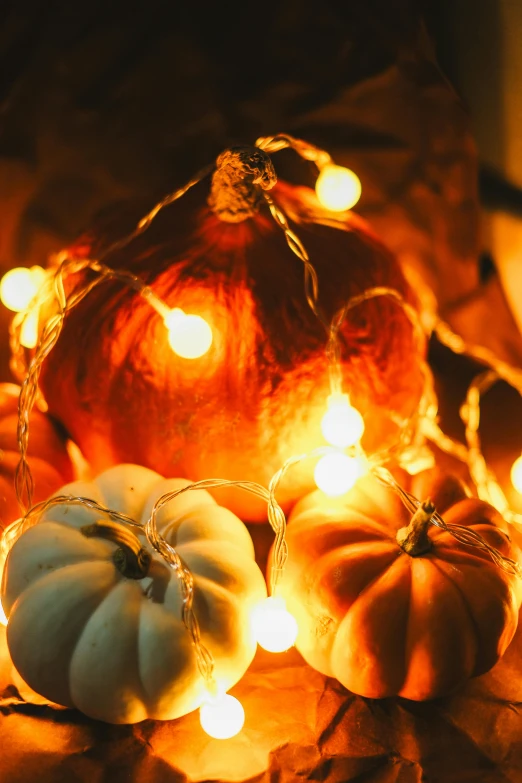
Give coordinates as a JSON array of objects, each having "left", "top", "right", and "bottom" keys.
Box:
[{"left": 1, "top": 464, "right": 267, "bottom": 724}]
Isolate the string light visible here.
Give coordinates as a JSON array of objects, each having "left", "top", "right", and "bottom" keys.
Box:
[
  {"left": 164, "top": 308, "right": 213, "bottom": 359},
  {"left": 511, "top": 455, "right": 522, "bottom": 494},
  {"left": 321, "top": 393, "right": 365, "bottom": 448},
  {"left": 314, "top": 452, "right": 361, "bottom": 496},
  {"left": 0, "top": 266, "right": 46, "bottom": 312},
  {"left": 251, "top": 595, "right": 298, "bottom": 653},
  {"left": 9, "top": 255, "right": 215, "bottom": 512},
  {"left": 5, "top": 135, "right": 522, "bottom": 742},
  {"left": 315, "top": 164, "right": 362, "bottom": 212},
  {"left": 199, "top": 692, "right": 245, "bottom": 740},
  {"left": 19, "top": 310, "right": 40, "bottom": 349}
]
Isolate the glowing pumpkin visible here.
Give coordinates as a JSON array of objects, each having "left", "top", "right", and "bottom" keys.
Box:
[
  {"left": 2, "top": 464, "right": 267, "bottom": 723},
  {"left": 274, "top": 470, "right": 522, "bottom": 700},
  {"left": 0, "top": 383, "right": 73, "bottom": 528},
  {"left": 40, "top": 147, "right": 425, "bottom": 520}
]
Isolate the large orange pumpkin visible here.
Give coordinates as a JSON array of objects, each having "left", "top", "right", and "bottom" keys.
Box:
[
  {"left": 274, "top": 469, "right": 522, "bottom": 700},
  {"left": 40, "top": 146, "right": 425, "bottom": 520},
  {"left": 0, "top": 383, "right": 74, "bottom": 528}
]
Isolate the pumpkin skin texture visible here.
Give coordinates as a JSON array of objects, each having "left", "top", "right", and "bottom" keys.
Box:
[
  {"left": 273, "top": 470, "right": 522, "bottom": 701},
  {"left": 2, "top": 464, "right": 267, "bottom": 724},
  {"left": 39, "top": 180, "right": 425, "bottom": 520},
  {"left": 0, "top": 383, "right": 73, "bottom": 529}
]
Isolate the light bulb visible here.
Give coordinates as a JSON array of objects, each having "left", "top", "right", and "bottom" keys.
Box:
[
  {"left": 0, "top": 266, "right": 45, "bottom": 312},
  {"left": 0, "top": 600, "right": 6, "bottom": 626},
  {"left": 199, "top": 693, "right": 245, "bottom": 739},
  {"left": 315, "top": 164, "right": 362, "bottom": 212},
  {"left": 20, "top": 309, "right": 40, "bottom": 349},
  {"left": 164, "top": 308, "right": 213, "bottom": 359},
  {"left": 251, "top": 596, "right": 298, "bottom": 653},
  {"left": 511, "top": 454, "right": 522, "bottom": 494},
  {"left": 321, "top": 393, "right": 364, "bottom": 448},
  {"left": 314, "top": 452, "right": 361, "bottom": 496}
]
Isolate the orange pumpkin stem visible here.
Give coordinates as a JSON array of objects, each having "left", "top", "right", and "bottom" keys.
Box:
[
  {"left": 396, "top": 499, "right": 436, "bottom": 557},
  {"left": 208, "top": 146, "right": 277, "bottom": 223},
  {"left": 81, "top": 521, "right": 151, "bottom": 579}
]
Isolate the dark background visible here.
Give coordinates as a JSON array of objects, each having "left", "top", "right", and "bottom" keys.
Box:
[{"left": 0, "top": 0, "right": 486, "bottom": 376}]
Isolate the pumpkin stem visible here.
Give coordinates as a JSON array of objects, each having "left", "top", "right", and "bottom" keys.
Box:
[
  {"left": 208, "top": 146, "right": 277, "bottom": 223},
  {"left": 81, "top": 521, "right": 151, "bottom": 579},
  {"left": 396, "top": 499, "right": 436, "bottom": 557}
]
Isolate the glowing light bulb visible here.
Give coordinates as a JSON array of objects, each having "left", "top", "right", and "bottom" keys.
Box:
[
  {"left": 0, "top": 600, "right": 6, "bottom": 626},
  {"left": 321, "top": 393, "right": 364, "bottom": 448},
  {"left": 251, "top": 596, "right": 298, "bottom": 653},
  {"left": 315, "top": 164, "right": 362, "bottom": 212},
  {"left": 20, "top": 309, "right": 39, "bottom": 349},
  {"left": 511, "top": 454, "right": 522, "bottom": 494},
  {"left": 0, "top": 266, "right": 45, "bottom": 312},
  {"left": 314, "top": 452, "right": 361, "bottom": 496},
  {"left": 199, "top": 693, "right": 245, "bottom": 739},
  {"left": 164, "top": 308, "right": 213, "bottom": 359}
]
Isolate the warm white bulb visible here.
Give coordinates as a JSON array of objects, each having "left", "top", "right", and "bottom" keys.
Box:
[
  {"left": 315, "top": 164, "right": 362, "bottom": 212},
  {"left": 20, "top": 309, "right": 40, "bottom": 349},
  {"left": 314, "top": 452, "right": 361, "bottom": 496},
  {"left": 251, "top": 596, "right": 298, "bottom": 653},
  {"left": 321, "top": 393, "right": 364, "bottom": 448},
  {"left": 165, "top": 308, "right": 213, "bottom": 359},
  {"left": 0, "top": 600, "right": 6, "bottom": 626},
  {"left": 199, "top": 693, "right": 245, "bottom": 739},
  {"left": 0, "top": 267, "right": 45, "bottom": 312},
  {"left": 511, "top": 455, "right": 522, "bottom": 494}
]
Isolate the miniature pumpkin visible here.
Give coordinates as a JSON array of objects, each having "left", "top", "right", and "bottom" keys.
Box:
[
  {"left": 273, "top": 470, "right": 522, "bottom": 701},
  {"left": 2, "top": 464, "right": 267, "bottom": 723},
  {"left": 0, "top": 383, "right": 73, "bottom": 528},
  {"left": 39, "top": 147, "right": 425, "bottom": 521}
]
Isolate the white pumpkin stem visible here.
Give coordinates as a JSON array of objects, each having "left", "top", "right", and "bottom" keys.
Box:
[
  {"left": 208, "top": 146, "right": 277, "bottom": 223},
  {"left": 81, "top": 521, "right": 151, "bottom": 579},
  {"left": 396, "top": 499, "right": 436, "bottom": 557}
]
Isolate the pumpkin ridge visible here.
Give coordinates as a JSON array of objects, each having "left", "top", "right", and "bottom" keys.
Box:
[
  {"left": 400, "top": 557, "right": 476, "bottom": 699},
  {"left": 400, "top": 552, "right": 413, "bottom": 692},
  {"left": 71, "top": 579, "right": 150, "bottom": 722},
  {"left": 443, "top": 498, "right": 508, "bottom": 531},
  {"left": 290, "top": 508, "right": 398, "bottom": 545},
  {"left": 190, "top": 575, "right": 252, "bottom": 658},
  {"left": 309, "top": 541, "right": 401, "bottom": 646},
  {"left": 311, "top": 539, "right": 401, "bottom": 594},
  {"left": 193, "top": 573, "right": 242, "bottom": 608},
  {"left": 332, "top": 551, "right": 412, "bottom": 695},
  {"left": 424, "top": 558, "right": 480, "bottom": 675},
  {"left": 2, "top": 521, "right": 116, "bottom": 610},
  {"left": 178, "top": 542, "right": 262, "bottom": 595},
  {"left": 342, "top": 548, "right": 406, "bottom": 614},
  {"left": 7, "top": 561, "right": 119, "bottom": 707},
  {"left": 428, "top": 553, "right": 520, "bottom": 675},
  {"left": 136, "top": 599, "right": 200, "bottom": 719},
  {"left": 432, "top": 542, "right": 512, "bottom": 569}
]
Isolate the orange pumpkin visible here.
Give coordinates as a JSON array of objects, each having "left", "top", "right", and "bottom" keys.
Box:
[
  {"left": 0, "top": 383, "right": 74, "bottom": 528},
  {"left": 40, "top": 147, "right": 425, "bottom": 520},
  {"left": 274, "top": 470, "right": 522, "bottom": 700}
]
